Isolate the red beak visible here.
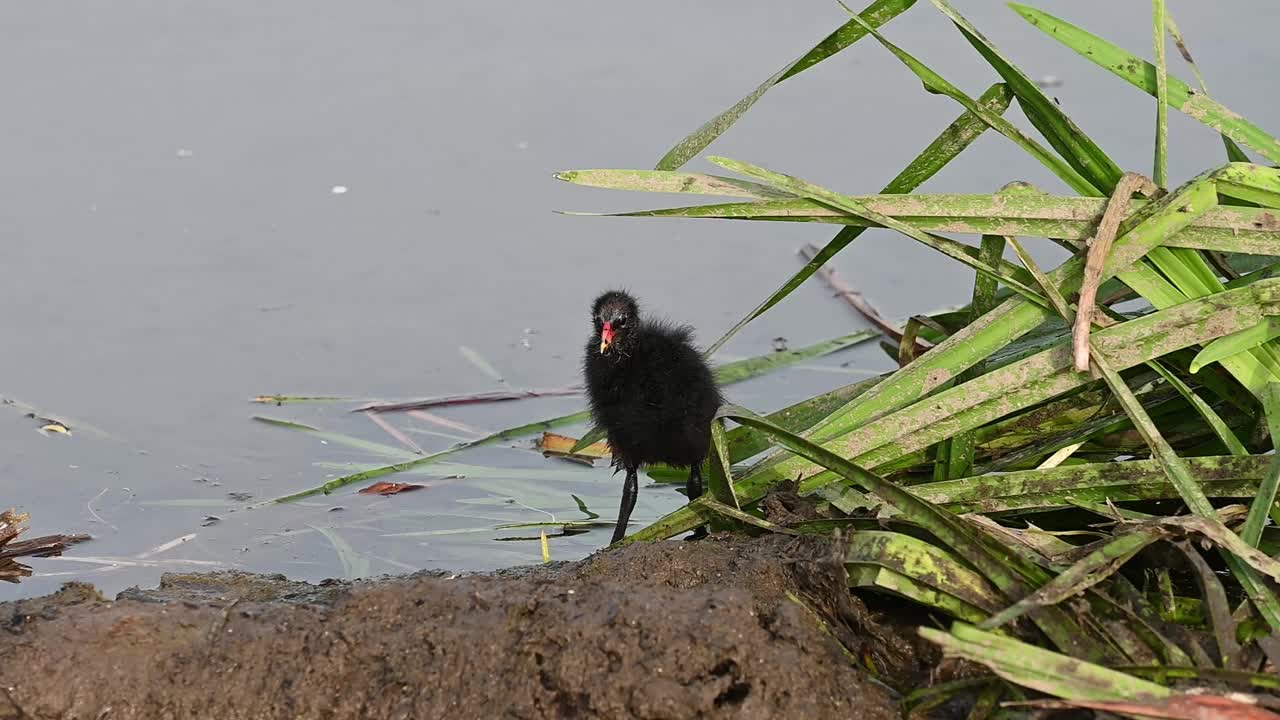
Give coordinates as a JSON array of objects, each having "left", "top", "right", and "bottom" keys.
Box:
[{"left": 600, "top": 322, "right": 615, "bottom": 354}]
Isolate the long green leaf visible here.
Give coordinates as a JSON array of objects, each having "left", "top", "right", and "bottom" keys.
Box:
[
  {"left": 1243, "top": 383, "right": 1280, "bottom": 547},
  {"left": 711, "top": 404, "right": 1114, "bottom": 661},
  {"left": 724, "top": 374, "right": 883, "bottom": 463},
  {"left": 847, "top": 565, "right": 990, "bottom": 623},
  {"left": 701, "top": 499, "right": 797, "bottom": 535},
  {"left": 704, "top": 82, "right": 1013, "bottom": 356},
  {"left": 712, "top": 328, "right": 877, "bottom": 383},
  {"left": 1146, "top": 361, "right": 1247, "bottom": 456},
  {"left": 943, "top": 234, "right": 1005, "bottom": 480},
  {"left": 553, "top": 170, "right": 785, "bottom": 199},
  {"left": 845, "top": 5, "right": 1097, "bottom": 194},
  {"left": 655, "top": 0, "right": 917, "bottom": 170},
  {"left": 706, "top": 418, "right": 737, "bottom": 513},
  {"left": 707, "top": 156, "right": 1052, "bottom": 306},
  {"left": 921, "top": 623, "right": 1170, "bottom": 702},
  {"left": 579, "top": 192, "right": 1280, "bottom": 254},
  {"left": 981, "top": 528, "right": 1165, "bottom": 630},
  {"left": 1190, "top": 318, "right": 1280, "bottom": 373},
  {"left": 911, "top": 454, "right": 1268, "bottom": 514},
  {"left": 846, "top": 530, "right": 1003, "bottom": 614},
  {"left": 1011, "top": 4, "right": 1280, "bottom": 164},
  {"left": 1011, "top": 221, "right": 1251, "bottom": 470},
  {"left": 1151, "top": 0, "right": 1169, "bottom": 188},
  {"left": 928, "top": 0, "right": 1121, "bottom": 194}
]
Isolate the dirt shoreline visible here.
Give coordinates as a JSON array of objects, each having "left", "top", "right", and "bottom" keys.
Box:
[{"left": 0, "top": 534, "right": 947, "bottom": 719}]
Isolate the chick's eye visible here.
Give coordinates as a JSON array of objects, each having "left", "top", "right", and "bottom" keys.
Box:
[{"left": 616, "top": 317, "right": 627, "bottom": 327}]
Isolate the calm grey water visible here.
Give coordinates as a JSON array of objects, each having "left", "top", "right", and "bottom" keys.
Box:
[{"left": 1, "top": 1, "right": 1276, "bottom": 600}]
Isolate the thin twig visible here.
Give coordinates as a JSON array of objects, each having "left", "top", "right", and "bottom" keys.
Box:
[
  {"left": 798, "top": 243, "right": 930, "bottom": 355},
  {"left": 1072, "top": 173, "right": 1161, "bottom": 372}
]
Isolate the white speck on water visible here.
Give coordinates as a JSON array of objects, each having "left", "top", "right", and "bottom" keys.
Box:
[
  {"left": 1036, "top": 74, "right": 1062, "bottom": 88},
  {"left": 176, "top": 148, "right": 194, "bottom": 158},
  {"left": 516, "top": 140, "right": 529, "bottom": 150},
  {"left": 331, "top": 185, "right": 349, "bottom": 195}
]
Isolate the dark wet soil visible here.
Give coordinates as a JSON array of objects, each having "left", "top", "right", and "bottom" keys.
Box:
[{"left": 0, "top": 534, "right": 946, "bottom": 720}]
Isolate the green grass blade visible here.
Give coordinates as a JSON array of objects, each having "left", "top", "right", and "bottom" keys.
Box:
[
  {"left": 707, "top": 418, "right": 738, "bottom": 513},
  {"left": 929, "top": 0, "right": 1120, "bottom": 194},
  {"left": 712, "top": 329, "right": 877, "bottom": 383},
  {"left": 590, "top": 192, "right": 1280, "bottom": 254},
  {"left": 724, "top": 374, "right": 882, "bottom": 462},
  {"left": 981, "top": 528, "right": 1164, "bottom": 630},
  {"left": 1162, "top": 12, "right": 1252, "bottom": 164},
  {"left": 707, "top": 156, "right": 1052, "bottom": 306},
  {"left": 701, "top": 499, "right": 798, "bottom": 535},
  {"left": 1146, "top": 361, "right": 1248, "bottom": 456},
  {"left": 1011, "top": 4, "right": 1280, "bottom": 164},
  {"left": 921, "top": 622, "right": 1170, "bottom": 702},
  {"left": 1092, "top": 351, "right": 1211, "bottom": 517},
  {"left": 944, "top": 235, "right": 1006, "bottom": 479},
  {"left": 912, "top": 455, "right": 1269, "bottom": 514},
  {"left": 1190, "top": 318, "right": 1280, "bottom": 374},
  {"left": 655, "top": 0, "right": 917, "bottom": 170},
  {"left": 1001, "top": 233, "right": 1251, "bottom": 476},
  {"left": 844, "top": 6, "right": 1096, "bottom": 194},
  {"left": 1242, "top": 383, "right": 1280, "bottom": 547},
  {"left": 846, "top": 530, "right": 1003, "bottom": 614},
  {"left": 553, "top": 170, "right": 787, "bottom": 198},
  {"left": 704, "top": 82, "right": 1013, "bottom": 356},
  {"left": 847, "top": 566, "right": 990, "bottom": 624},
  {"left": 1152, "top": 0, "right": 1169, "bottom": 188}
]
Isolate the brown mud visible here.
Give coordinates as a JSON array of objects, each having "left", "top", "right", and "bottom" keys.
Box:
[{"left": 0, "top": 534, "right": 951, "bottom": 720}]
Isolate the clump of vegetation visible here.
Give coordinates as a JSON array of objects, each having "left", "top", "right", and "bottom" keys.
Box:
[
  {"left": 551, "top": 0, "right": 1280, "bottom": 714},
  {"left": 0, "top": 510, "right": 88, "bottom": 581}
]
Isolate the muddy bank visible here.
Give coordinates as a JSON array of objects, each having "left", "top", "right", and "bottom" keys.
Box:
[{"left": 0, "top": 534, "right": 945, "bottom": 719}]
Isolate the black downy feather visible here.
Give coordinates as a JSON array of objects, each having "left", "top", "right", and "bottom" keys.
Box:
[{"left": 583, "top": 290, "right": 722, "bottom": 544}]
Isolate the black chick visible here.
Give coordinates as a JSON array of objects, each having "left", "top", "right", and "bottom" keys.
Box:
[{"left": 583, "top": 290, "right": 723, "bottom": 544}]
